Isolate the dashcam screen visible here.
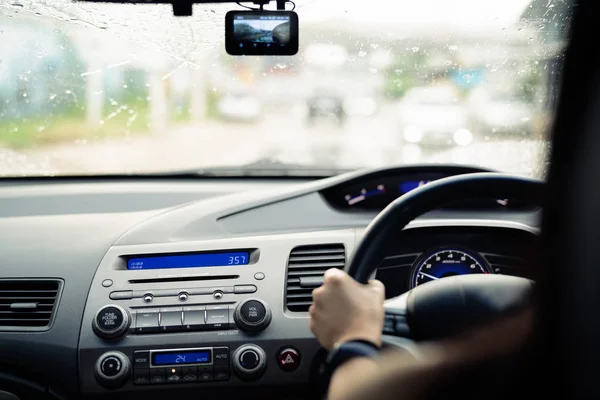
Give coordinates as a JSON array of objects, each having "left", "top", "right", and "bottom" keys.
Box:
[{"left": 233, "top": 14, "right": 291, "bottom": 47}]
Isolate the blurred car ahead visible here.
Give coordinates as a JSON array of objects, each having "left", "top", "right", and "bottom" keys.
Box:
[
  {"left": 398, "top": 85, "right": 472, "bottom": 147},
  {"left": 217, "top": 91, "right": 262, "bottom": 122},
  {"left": 306, "top": 92, "right": 345, "bottom": 126},
  {"left": 468, "top": 88, "right": 536, "bottom": 138}
]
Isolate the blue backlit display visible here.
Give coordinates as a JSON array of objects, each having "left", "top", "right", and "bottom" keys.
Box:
[
  {"left": 127, "top": 252, "right": 249, "bottom": 270},
  {"left": 152, "top": 350, "right": 211, "bottom": 366},
  {"left": 399, "top": 180, "right": 431, "bottom": 194}
]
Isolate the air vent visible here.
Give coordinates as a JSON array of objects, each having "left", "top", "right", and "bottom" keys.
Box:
[
  {"left": 0, "top": 279, "right": 62, "bottom": 331},
  {"left": 482, "top": 253, "right": 527, "bottom": 277},
  {"left": 285, "top": 244, "right": 346, "bottom": 312}
]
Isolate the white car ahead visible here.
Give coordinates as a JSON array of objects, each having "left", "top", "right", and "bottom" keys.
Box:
[{"left": 398, "top": 85, "right": 472, "bottom": 148}]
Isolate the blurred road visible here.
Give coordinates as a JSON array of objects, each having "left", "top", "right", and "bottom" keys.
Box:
[{"left": 1, "top": 103, "right": 548, "bottom": 177}]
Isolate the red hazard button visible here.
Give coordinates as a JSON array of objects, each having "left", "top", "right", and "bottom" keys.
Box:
[{"left": 278, "top": 347, "right": 301, "bottom": 372}]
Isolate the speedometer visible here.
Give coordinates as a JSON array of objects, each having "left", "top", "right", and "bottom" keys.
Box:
[{"left": 411, "top": 248, "right": 491, "bottom": 288}]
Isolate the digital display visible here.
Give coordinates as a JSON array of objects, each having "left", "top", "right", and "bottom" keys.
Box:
[
  {"left": 225, "top": 11, "right": 299, "bottom": 56},
  {"left": 152, "top": 350, "right": 211, "bottom": 366},
  {"left": 399, "top": 180, "right": 432, "bottom": 194},
  {"left": 127, "top": 251, "right": 250, "bottom": 270}
]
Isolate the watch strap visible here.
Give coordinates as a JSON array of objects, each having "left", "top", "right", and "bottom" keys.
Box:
[{"left": 321, "top": 339, "right": 380, "bottom": 386}]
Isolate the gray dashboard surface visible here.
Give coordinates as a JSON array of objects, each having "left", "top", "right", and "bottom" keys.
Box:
[{"left": 0, "top": 179, "right": 305, "bottom": 217}]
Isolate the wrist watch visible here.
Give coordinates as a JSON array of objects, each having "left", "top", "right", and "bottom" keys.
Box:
[{"left": 319, "top": 339, "right": 380, "bottom": 390}]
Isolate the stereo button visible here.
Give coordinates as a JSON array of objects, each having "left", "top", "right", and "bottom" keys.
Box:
[
  {"left": 206, "top": 305, "right": 229, "bottom": 329},
  {"left": 241, "top": 300, "right": 265, "bottom": 323},
  {"left": 159, "top": 308, "right": 183, "bottom": 332},
  {"left": 143, "top": 294, "right": 153, "bottom": 303},
  {"left": 134, "top": 310, "right": 160, "bottom": 333},
  {"left": 109, "top": 291, "right": 132, "bottom": 300},
  {"left": 234, "top": 285, "right": 257, "bottom": 294},
  {"left": 96, "top": 307, "right": 123, "bottom": 331},
  {"left": 233, "top": 299, "right": 272, "bottom": 333},
  {"left": 93, "top": 305, "right": 131, "bottom": 339},
  {"left": 183, "top": 307, "right": 206, "bottom": 330},
  {"left": 212, "top": 286, "right": 234, "bottom": 294}
]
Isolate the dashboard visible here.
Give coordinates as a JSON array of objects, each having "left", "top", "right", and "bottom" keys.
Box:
[
  {"left": 320, "top": 165, "right": 539, "bottom": 212},
  {"left": 0, "top": 165, "right": 541, "bottom": 400}
]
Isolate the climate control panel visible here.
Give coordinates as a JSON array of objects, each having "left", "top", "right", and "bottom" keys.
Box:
[
  {"left": 93, "top": 345, "right": 273, "bottom": 389},
  {"left": 131, "top": 346, "right": 232, "bottom": 386}
]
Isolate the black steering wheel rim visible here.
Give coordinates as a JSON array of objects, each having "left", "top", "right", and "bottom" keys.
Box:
[{"left": 346, "top": 172, "right": 545, "bottom": 284}]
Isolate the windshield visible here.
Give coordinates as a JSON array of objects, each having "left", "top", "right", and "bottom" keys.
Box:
[{"left": 0, "top": 0, "right": 571, "bottom": 177}]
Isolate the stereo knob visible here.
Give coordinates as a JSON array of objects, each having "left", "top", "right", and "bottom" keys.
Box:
[
  {"left": 92, "top": 305, "right": 131, "bottom": 340},
  {"left": 233, "top": 298, "right": 272, "bottom": 333},
  {"left": 232, "top": 345, "right": 267, "bottom": 381},
  {"left": 94, "top": 351, "right": 131, "bottom": 389}
]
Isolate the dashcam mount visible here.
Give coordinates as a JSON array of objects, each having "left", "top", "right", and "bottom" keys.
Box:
[{"left": 172, "top": 0, "right": 288, "bottom": 16}]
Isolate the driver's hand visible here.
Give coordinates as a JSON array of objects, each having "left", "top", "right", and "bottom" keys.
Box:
[{"left": 309, "top": 268, "right": 385, "bottom": 350}]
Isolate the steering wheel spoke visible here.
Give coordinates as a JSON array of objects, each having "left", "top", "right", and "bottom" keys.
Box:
[{"left": 383, "top": 292, "right": 411, "bottom": 337}]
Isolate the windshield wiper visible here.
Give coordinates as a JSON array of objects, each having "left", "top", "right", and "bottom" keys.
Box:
[{"left": 154, "top": 158, "right": 352, "bottom": 178}]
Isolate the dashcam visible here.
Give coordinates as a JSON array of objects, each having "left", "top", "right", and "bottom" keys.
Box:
[{"left": 225, "top": 10, "right": 298, "bottom": 56}]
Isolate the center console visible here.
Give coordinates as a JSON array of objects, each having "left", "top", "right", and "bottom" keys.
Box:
[{"left": 78, "top": 230, "right": 356, "bottom": 394}]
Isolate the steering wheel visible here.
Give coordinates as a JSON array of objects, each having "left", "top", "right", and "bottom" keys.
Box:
[{"left": 346, "top": 172, "right": 544, "bottom": 344}]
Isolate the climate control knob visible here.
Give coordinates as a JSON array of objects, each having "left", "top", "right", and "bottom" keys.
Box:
[
  {"left": 94, "top": 351, "right": 131, "bottom": 389},
  {"left": 233, "top": 298, "right": 272, "bottom": 333},
  {"left": 92, "top": 305, "right": 131, "bottom": 340},
  {"left": 232, "top": 344, "right": 267, "bottom": 380}
]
